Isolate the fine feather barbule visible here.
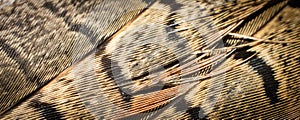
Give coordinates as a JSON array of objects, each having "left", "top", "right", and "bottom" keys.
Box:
[
  {"left": 0, "top": 0, "right": 150, "bottom": 115},
  {"left": 1, "top": 0, "right": 300, "bottom": 119}
]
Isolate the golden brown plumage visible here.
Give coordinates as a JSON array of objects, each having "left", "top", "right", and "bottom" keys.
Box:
[{"left": 0, "top": 0, "right": 300, "bottom": 119}]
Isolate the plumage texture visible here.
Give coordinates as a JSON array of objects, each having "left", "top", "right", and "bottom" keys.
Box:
[{"left": 0, "top": 0, "right": 300, "bottom": 119}]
